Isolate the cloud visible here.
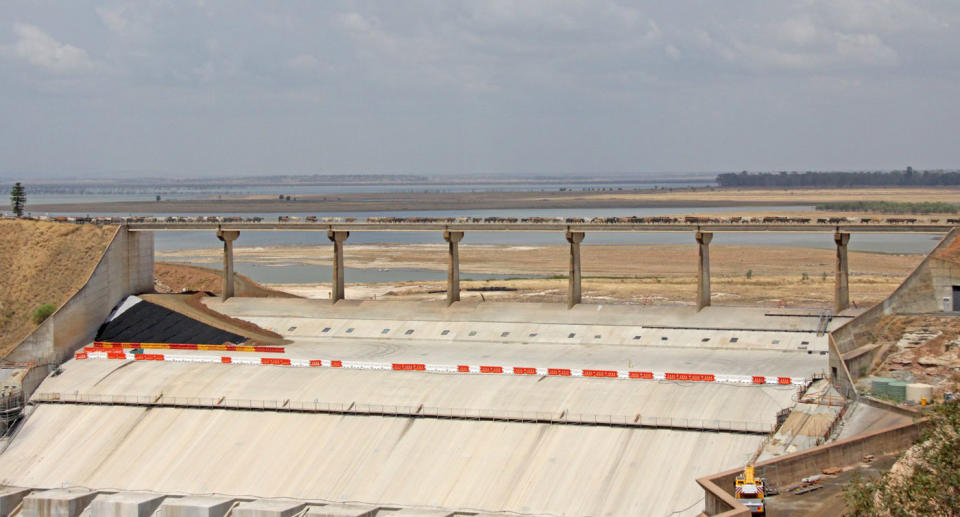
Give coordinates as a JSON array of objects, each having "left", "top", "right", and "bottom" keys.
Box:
[
  {"left": 285, "top": 53, "right": 320, "bottom": 71},
  {"left": 10, "top": 22, "right": 96, "bottom": 73},
  {"left": 96, "top": 5, "right": 132, "bottom": 34}
]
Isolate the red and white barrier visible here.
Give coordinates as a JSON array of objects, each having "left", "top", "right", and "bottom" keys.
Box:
[{"left": 75, "top": 349, "right": 805, "bottom": 386}]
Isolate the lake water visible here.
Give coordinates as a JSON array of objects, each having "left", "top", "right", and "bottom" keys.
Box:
[{"left": 23, "top": 179, "right": 712, "bottom": 205}]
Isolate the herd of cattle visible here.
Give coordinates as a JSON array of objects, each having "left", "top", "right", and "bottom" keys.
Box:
[{"left": 7, "top": 214, "right": 959, "bottom": 225}]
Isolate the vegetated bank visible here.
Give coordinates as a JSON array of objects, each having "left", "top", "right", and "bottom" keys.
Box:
[
  {"left": 844, "top": 393, "right": 960, "bottom": 516},
  {"left": 815, "top": 201, "right": 960, "bottom": 214},
  {"left": 0, "top": 219, "right": 117, "bottom": 357},
  {"left": 717, "top": 168, "right": 960, "bottom": 187}
]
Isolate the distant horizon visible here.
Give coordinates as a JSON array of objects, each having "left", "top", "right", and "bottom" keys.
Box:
[{"left": 3, "top": 167, "right": 958, "bottom": 184}]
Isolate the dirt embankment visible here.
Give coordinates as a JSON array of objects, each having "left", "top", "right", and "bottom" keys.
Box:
[
  {"left": 140, "top": 293, "right": 287, "bottom": 345},
  {"left": 0, "top": 220, "right": 118, "bottom": 357},
  {"left": 155, "top": 262, "right": 298, "bottom": 298}
]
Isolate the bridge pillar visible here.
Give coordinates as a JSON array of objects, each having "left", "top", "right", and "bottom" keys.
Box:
[
  {"left": 443, "top": 231, "right": 464, "bottom": 306},
  {"left": 216, "top": 229, "right": 239, "bottom": 300},
  {"left": 834, "top": 232, "right": 850, "bottom": 313},
  {"left": 696, "top": 231, "right": 713, "bottom": 311},
  {"left": 566, "top": 231, "right": 585, "bottom": 308},
  {"left": 327, "top": 230, "right": 349, "bottom": 303}
]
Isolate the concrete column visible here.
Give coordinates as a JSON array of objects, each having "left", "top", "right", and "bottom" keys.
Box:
[
  {"left": 566, "top": 231, "right": 585, "bottom": 308},
  {"left": 696, "top": 231, "right": 713, "bottom": 311},
  {"left": 834, "top": 232, "right": 850, "bottom": 313},
  {"left": 443, "top": 231, "right": 464, "bottom": 306},
  {"left": 216, "top": 229, "right": 239, "bottom": 300},
  {"left": 327, "top": 230, "right": 349, "bottom": 302}
]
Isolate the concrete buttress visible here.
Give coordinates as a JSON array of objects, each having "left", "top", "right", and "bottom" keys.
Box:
[
  {"left": 443, "top": 231, "right": 464, "bottom": 306},
  {"left": 216, "top": 230, "right": 239, "bottom": 300},
  {"left": 566, "top": 231, "right": 585, "bottom": 308},
  {"left": 835, "top": 232, "right": 851, "bottom": 313},
  {"left": 696, "top": 231, "right": 713, "bottom": 311},
  {"left": 327, "top": 231, "right": 349, "bottom": 303}
]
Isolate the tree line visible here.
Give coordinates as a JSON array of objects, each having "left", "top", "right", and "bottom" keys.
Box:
[
  {"left": 816, "top": 201, "right": 960, "bottom": 214},
  {"left": 716, "top": 168, "right": 960, "bottom": 187}
]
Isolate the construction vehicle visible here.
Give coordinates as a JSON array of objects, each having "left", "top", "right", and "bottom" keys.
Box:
[{"left": 735, "top": 465, "right": 765, "bottom": 515}]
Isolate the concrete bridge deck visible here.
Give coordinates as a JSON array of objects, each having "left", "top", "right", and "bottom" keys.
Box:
[{"left": 126, "top": 222, "right": 955, "bottom": 233}]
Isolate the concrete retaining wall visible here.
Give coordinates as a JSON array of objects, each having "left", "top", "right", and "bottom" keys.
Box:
[
  {"left": 829, "top": 228, "right": 960, "bottom": 392},
  {"left": 699, "top": 419, "right": 923, "bottom": 516},
  {"left": 6, "top": 229, "right": 154, "bottom": 380}
]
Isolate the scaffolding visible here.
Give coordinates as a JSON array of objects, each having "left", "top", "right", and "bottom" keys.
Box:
[
  {"left": 0, "top": 362, "right": 33, "bottom": 435},
  {"left": 0, "top": 385, "right": 24, "bottom": 435}
]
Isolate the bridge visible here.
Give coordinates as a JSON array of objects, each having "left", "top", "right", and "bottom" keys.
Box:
[{"left": 127, "top": 222, "right": 955, "bottom": 313}]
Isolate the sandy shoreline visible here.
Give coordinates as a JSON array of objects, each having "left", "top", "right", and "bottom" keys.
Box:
[
  {"left": 29, "top": 186, "right": 960, "bottom": 213},
  {"left": 156, "top": 242, "right": 924, "bottom": 308},
  {"left": 158, "top": 242, "right": 924, "bottom": 278}
]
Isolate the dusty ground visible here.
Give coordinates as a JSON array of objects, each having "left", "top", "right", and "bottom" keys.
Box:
[
  {"left": 0, "top": 220, "right": 117, "bottom": 358},
  {"left": 159, "top": 243, "right": 923, "bottom": 308},
  {"left": 29, "top": 186, "right": 960, "bottom": 213},
  {"left": 154, "top": 262, "right": 297, "bottom": 298},
  {"left": 765, "top": 453, "right": 899, "bottom": 516}
]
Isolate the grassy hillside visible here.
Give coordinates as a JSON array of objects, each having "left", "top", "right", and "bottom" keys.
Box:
[{"left": 0, "top": 220, "right": 117, "bottom": 357}]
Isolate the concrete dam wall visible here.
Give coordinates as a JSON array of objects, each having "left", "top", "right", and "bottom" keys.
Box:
[{"left": 6, "top": 229, "right": 154, "bottom": 371}]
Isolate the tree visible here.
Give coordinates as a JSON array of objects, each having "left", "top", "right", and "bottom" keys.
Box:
[
  {"left": 9, "top": 182, "right": 25, "bottom": 217},
  {"left": 844, "top": 395, "right": 960, "bottom": 516}
]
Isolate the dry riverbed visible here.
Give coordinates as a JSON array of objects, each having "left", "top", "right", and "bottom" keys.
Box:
[{"left": 157, "top": 243, "right": 924, "bottom": 308}]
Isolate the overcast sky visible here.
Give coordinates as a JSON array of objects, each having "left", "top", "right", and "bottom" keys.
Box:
[{"left": 1, "top": 1, "right": 959, "bottom": 179}]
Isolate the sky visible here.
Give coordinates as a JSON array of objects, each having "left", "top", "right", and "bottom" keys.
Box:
[{"left": 1, "top": 1, "right": 959, "bottom": 179}]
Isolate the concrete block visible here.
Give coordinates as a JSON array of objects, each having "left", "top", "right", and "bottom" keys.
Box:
[
  {"left": 90, "top": 492, "right": 166, "bottom": 517},
  {"left": 21, "top": 489, "right": 97, "bottom": 517},
  {"left": 158, "top": 497, "right": 235, "bottom": 517},
  {"left": 0, "top": 487, "right": 32, "bottom": 517},
  {"left": 304, "top": 504, "right": 378, "bottom": 517},
  {"left": 383, "top": 510, "right": 455, "bottom": 516},
  {"left": 232, "top": 500, "right": 306, "bottom": 517}
]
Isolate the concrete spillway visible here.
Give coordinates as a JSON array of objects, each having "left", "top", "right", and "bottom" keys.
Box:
[
  {"left": 0, "top": 404, "right": 763, "bottom": 516},
  {"left": 0, "top": 299, "right": 834, "bottom": 516}
]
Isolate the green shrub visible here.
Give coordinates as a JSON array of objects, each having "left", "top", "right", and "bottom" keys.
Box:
[
  {"left": 31, "top": 303, "right": 56, "bottom": 325},
  {"left": 815, "top": 201, "right": 960, "bottom": 214},
  {"left": 844, "top": 397, "right": 960, "bottom": 516}
]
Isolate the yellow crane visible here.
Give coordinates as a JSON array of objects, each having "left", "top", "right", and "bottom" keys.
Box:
[{"left": 735, "top": 465, "right": 766, "bottom": 515}]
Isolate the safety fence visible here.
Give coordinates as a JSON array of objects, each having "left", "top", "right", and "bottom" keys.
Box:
[
  {"left": 74, "top": 350, "right": 808, "bottom": 388},
  {"left": 31, "top": 391, "right": 775, "bottom": 434}
]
